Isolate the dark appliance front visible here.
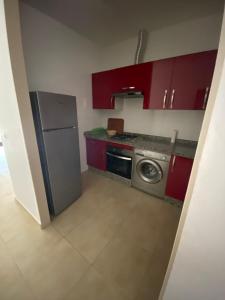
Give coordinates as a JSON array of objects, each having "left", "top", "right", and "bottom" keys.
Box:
[{"left": 106, "top": 146, "right": 132, "bottom": 179}]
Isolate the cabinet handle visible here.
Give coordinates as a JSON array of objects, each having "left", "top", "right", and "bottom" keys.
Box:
[
  {"left": 170, "top": 89, "right": 175, "bottom": 109},
  {"left": 171, "top": 155, "right": 176, "bottom": 172},
  {"left": 202, "top": 86, "right": 209, "bottom": 110},
  {"left": 106, "top": 152, "right": 132, "bottom": 161},
  {"left": 163, "top": 89, "right": 168, "bottom": 109},
  {"left": 110, "top": 95, "right": 114, "bottom": 107},
  {"left": 121, "top": 86, "right": 135, "bottom": 90}
]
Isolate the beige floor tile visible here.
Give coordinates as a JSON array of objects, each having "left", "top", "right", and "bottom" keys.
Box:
[
  {"left": 0, "top": 195, "right": 17, "bottom": 221},
  {"left": 81, "top": 170, "right": 110, "bottom": 194},
  {"left": 135, "top": 250, "right": 169, "bottom": 300},
  {"left": 14, "top": 238, "right": 89, "bottom": 300},
  {"left": 0, "top": 239, "right": 36, "bottom": 300},
  {"left": 0, "top": 157, "right": 180, "bottom": 300},
  {"left": 76, "top": 184, "right": 114, "bottom": 215},
  {"left": 52, "top": 199, "right": 94, "bottom": 237},
  {"left": 0, "top": 200, "right": 41, "bottom": 243},
  {"left": 81, "top": 170, "right": 106, "bottom": 188},
  {"left": 135, "top": 221, "right": 179, "bottom": 300},
  {"left": 82, "top": 171, "right": 137, "bottom": 205},
  {"left": 93, "top": 235, "right": 152, "bottom": 300},
  {"left": 155, "top": 205, "right": 181, "bottom": 259},
  {"left": 5, "top": 225, "right": 62, "bottom": 271},
  {"left": 66, "top": 220, "right": 115, "bottom": 264},
  {"left": 66, "top": 198, "right": 123, "bottom": 263},
  {"left": 53, "top": 172, "right": 140, "bottom": 240},
  {"left": 117, "top": 194, "right": 165, "bottom": 254},
  {"left": 135, "top": 204, "right": 181, "bottom": 300},
  {"left": 65, "top": 267, "right": 125, "bottom": 300},
  {"left": 66, "top": 185, "right": 141, "bottom": 263}
]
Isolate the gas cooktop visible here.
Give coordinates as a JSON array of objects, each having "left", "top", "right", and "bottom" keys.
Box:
[{"left": 110, "top": 133, "right": 138, "bottom": 141}]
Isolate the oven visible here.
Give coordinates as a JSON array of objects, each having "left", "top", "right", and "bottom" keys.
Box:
[{"left": 106, "top": 146, "right": 133, "bottom": 179}]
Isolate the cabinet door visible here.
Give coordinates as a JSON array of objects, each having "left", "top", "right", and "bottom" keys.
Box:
[
  {"left": 92, "top": 63, "right": 152, "bottom": 109},
  {"left": 166, "top": 155, "right": 193, "bottom": 201},
  {"left": 92, "top": 71, "right": 115, "bottom": 109},
  {"left": 110, "top": 63, "right": 152, "bottom": 109},
  {"left": 86, "top": 138, "right": 106, "bottom": 170},
  {"left": 169, "top": 50, "right": 217, "bottom": 110},
  {"left": 148, "top": 58, "right": 174, "bottom": 109},
  {"left": 113, "top": 63, "right": 151, "bottom": 91}
]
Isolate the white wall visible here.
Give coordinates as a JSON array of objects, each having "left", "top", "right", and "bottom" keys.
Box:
[
  {"left": 100, "top": 100, "right": 204, "bottom": 141},
  {"left": 20, "top": 5, "right": 223, "bottom": 172},
  {"left": 98, "top": 13, "right": 222, "bottom": 141},
  {"left": 20, "top": 3, "right": 102, "bottom": 172},
  {"left": 0, "top": 0, "right": 50, "bottom": 226},
  {"left": 100, "top": 14, "right": 222, "bottom": 69},
  {"left": 162, "top": 8, "right": 225, "bottom": 299}
]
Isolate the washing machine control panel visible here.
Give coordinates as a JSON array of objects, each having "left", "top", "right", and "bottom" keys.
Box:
[{"left": 135, "top": 149, "right": 170, "bottom": 162}]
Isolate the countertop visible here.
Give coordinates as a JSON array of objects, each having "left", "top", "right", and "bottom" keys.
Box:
[{"left": 84, "top": 131, "right": 197, "bottom": 159}]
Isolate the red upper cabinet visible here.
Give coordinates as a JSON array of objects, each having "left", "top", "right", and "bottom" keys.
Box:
[
  {"left": 148, "top": 58, "right": 174, "bottom": 109},
  {"left": 92, "top": 63, "right": 152, "bottom": 109},
  {"left": 166, "top": 155, "right": 193, "bottom": 201},
  {"left": 86, "top": 138, "right": 107, "bottom": 170},
  {"left": 168, "top": 50, "right": 217, "bottom": 110},
  {"left": 92, "top": 50, "right": 217, "bottom": 110},
  {"left": 92, "top": 70, "right": 115, "bottom": 109},
  {"left": 111, "top": 63, "right": 152, "bottom": 108}
]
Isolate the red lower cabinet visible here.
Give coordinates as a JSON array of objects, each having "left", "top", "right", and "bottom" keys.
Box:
[
  {"left": 86, "top": 138, "right": 107, "bottom": 170},
  {"left": 166, "top": 155, "right": 193, "bottom": 201}
]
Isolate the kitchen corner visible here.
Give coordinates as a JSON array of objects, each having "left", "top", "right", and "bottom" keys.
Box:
[{"left": 84, "top": 127, "right": 197, "bottom": 204}]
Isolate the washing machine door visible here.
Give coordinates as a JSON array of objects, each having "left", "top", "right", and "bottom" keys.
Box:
[{"left": 136, "top": 159, "right": 163, "bottom": 184}]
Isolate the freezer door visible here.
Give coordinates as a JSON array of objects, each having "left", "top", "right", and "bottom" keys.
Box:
[
  {"left": 43, "top": 127, "right": 81, "bottom": 215},
  {"left": 35, "top": 91, "right": 78, "bottom": 130}
]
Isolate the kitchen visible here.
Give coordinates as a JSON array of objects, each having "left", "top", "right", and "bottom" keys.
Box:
[
  {"left": 20, "top": 2, "right": 221, "bottom": 209},
  {"left": 0, "top": 0, "right": 224, "bottom": 299},
  {"left": 85, "top": 49, "right": 217, "bottom": 205}
]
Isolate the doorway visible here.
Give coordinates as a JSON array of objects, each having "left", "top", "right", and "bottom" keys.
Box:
[
  {"left": 0, "top": 141, "right": 8, "bottom": 174},
  {"left": 0, "top": 139, "right": 13, "bottom": 199}
]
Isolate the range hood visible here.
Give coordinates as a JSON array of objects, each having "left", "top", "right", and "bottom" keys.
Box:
[
  {"left": 112, "top": 87, "right": 143, "bottom": 98},
  {"left": 112, "top": 91, "right": 143, "bottom": 98},
  {"left": 111, "top": 30, "right": 147, "bottom": 100}
]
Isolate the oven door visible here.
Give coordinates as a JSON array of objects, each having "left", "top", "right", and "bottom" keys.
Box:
[{"left": 106, "top": 151, "right": 132, "bottom": 179}]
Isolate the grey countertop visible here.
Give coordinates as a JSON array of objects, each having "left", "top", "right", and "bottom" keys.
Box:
[{"left": 84, "top": 131, "right": 197, "bottom": 159}]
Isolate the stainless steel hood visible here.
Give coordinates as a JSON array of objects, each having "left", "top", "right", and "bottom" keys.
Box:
[{"left": 112, "top": 91, "right": 143, "bottom": 98}]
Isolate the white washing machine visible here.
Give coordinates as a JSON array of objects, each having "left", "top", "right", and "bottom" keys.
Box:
[{"left": 132, "top": 149, "right": 170, "bottom": 198}]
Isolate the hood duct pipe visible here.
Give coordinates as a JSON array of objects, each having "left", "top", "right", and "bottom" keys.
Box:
[{"left": 134, "top": 29, "right": 147, "bottom": 64}]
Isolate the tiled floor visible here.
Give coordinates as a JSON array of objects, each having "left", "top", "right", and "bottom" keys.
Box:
[{"left": 0, "top": 147, "right": 181, "bottom": 300}]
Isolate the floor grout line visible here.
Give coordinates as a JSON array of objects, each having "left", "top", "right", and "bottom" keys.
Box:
[
  {"left": 0, "top": 167, "right": 180, "bottom": 300},
  {"left": 63, "top": 234, "right": 93, "bottom": 266},
  {"left": 3, "top": 239, "right": 39, "bottom": 300}
]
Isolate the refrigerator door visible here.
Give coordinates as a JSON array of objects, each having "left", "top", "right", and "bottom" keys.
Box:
[
  {"left": 35, "top": 91, "right": 77, "bottom": 130},
  {"left": 43, "top": 127, "right": 81, "bottom": 215}
]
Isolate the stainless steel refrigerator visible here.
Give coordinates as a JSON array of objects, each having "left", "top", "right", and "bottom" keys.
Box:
[{"left": 30, "top": 91, "right": 81, "bottom": 216}]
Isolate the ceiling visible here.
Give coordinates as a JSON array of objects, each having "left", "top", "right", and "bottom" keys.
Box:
[{"left": 22, "top": 0, "right": 224, "bottom": 46}]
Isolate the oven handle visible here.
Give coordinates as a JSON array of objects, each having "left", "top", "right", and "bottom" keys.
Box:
[{"left": 106, "top": 152, "right": 132, "bottom": 161}]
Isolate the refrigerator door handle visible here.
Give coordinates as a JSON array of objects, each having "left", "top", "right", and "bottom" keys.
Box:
[{"left": 43, "top": 126, "right": 77, "bottom": 132}]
